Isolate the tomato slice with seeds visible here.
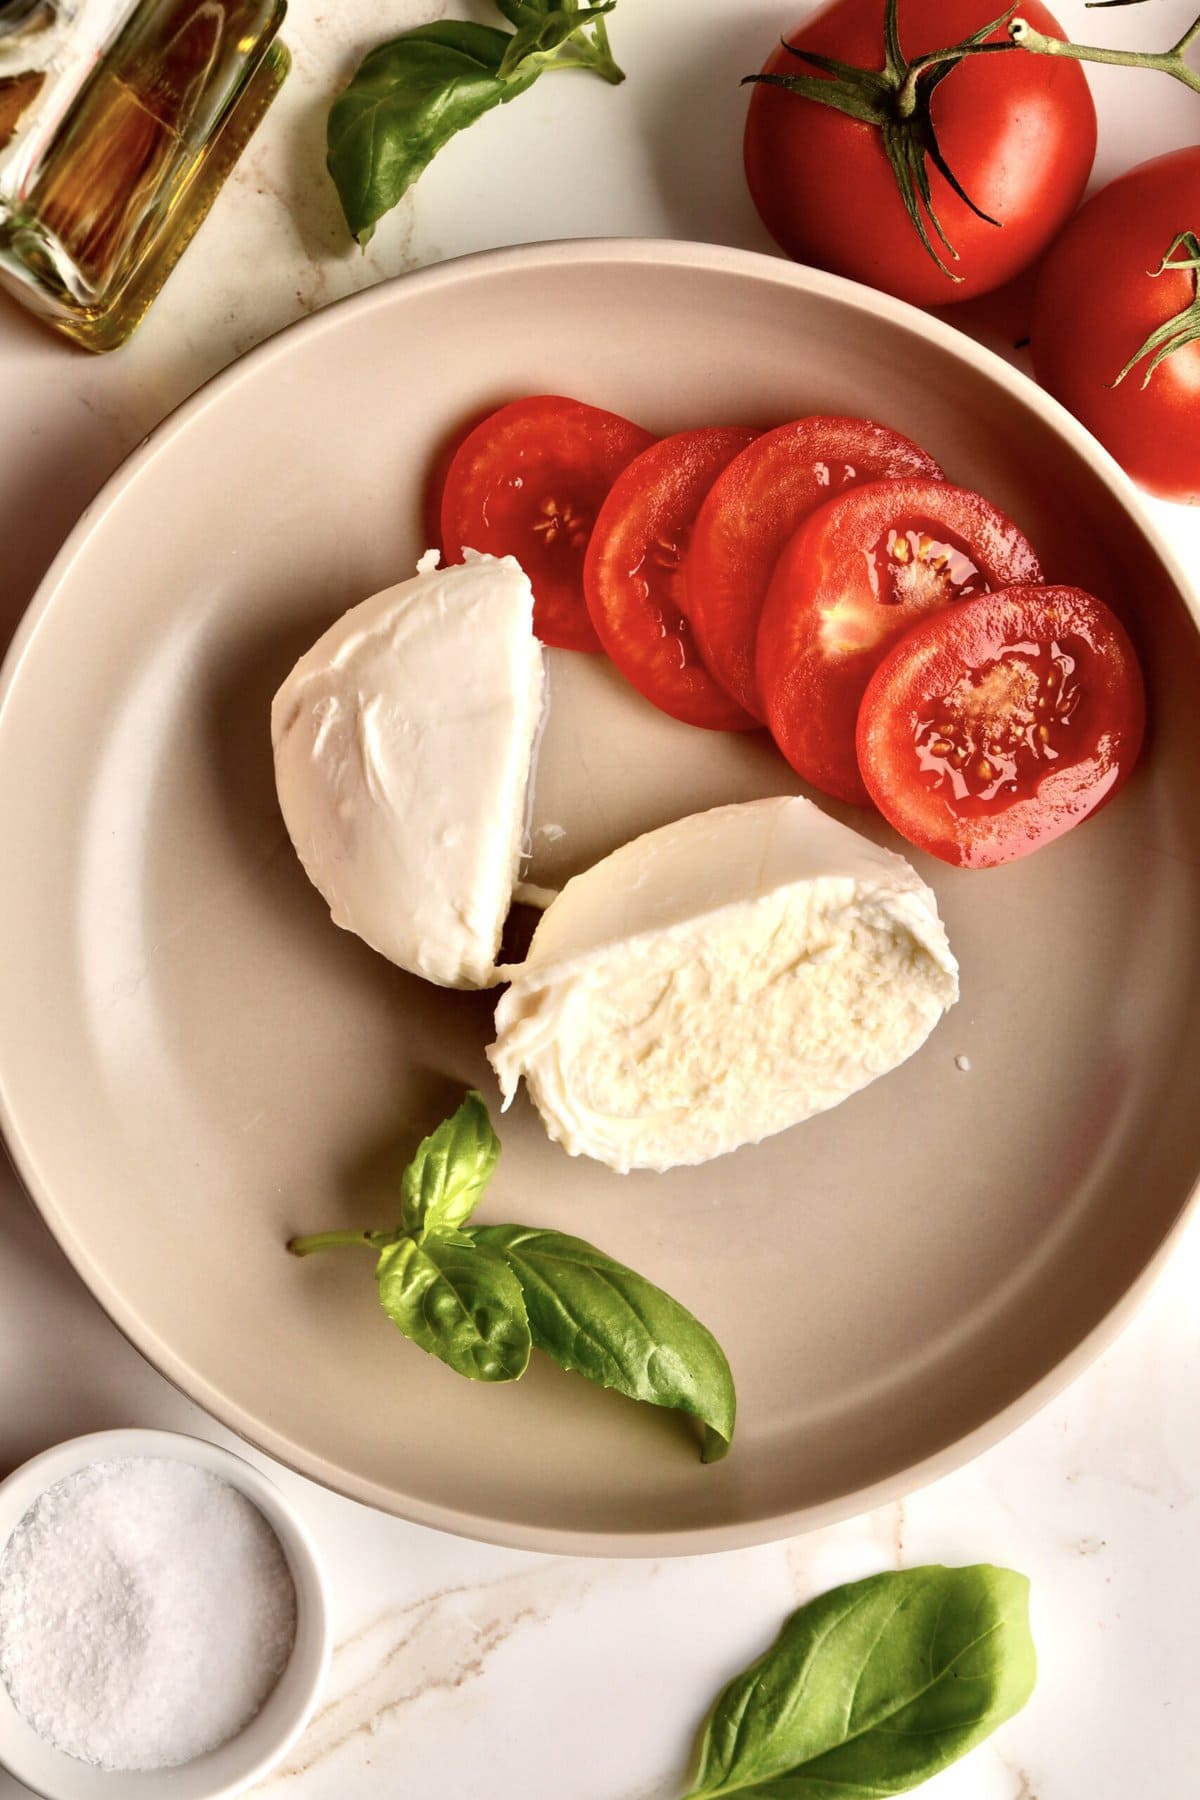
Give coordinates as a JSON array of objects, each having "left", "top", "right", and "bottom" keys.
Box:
[
  {"left": 439, "top": 395, "right": 656, "bottom": 652},
  {"left": 757, "top": 478, "right": 1042, "bottom": 805},
  {"left": 583, "top": 427, "right": 762, "bottom": 731},
  {"left": 856, "top": 585, "right": 1145, "bottom": 868},
  {"left": 683, "top": 416, "right": 943, "bottom": 720}
]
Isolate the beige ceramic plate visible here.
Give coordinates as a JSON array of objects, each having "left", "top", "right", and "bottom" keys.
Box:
[{"left": 2, "top": 241, "right": 1199, "bottom": 1555}]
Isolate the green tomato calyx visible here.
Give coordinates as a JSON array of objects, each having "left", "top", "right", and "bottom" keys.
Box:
[
  {"left": 1112, "top": 229, "right": 1200, "bottom": 390},
  {"left": 743, "top": 0, "right": 1018, "bottom": 281}
]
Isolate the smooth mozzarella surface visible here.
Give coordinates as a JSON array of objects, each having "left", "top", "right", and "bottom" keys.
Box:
[
  {"left": 489, "top": 796, "right": 958, "bottom": 1171},
  {"left": 272, "top": 551, "right": 544, "bottom": 989}
]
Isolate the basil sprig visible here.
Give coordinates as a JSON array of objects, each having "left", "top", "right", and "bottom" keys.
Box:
[
  {"left": 685, "top": 1564, "right": 1036, "bottom": 1798},
  {"left": 288, "top": 1092, "right": 735, "bottom": 1462},
  {"left": 327, "top": 2, "right": 624, "bottom": 245}
]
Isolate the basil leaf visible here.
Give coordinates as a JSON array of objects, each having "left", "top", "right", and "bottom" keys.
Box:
[
  {"left": 685, "top": 1565, "right": 1036, "bottom": 1798},
  {"left": 326, "top": 23, "right": 537, "bottom": 245},
  {"left": 401, "top": 1089, "right": 499, "bottom": 1239},
  {"left": 471, "top": 1225, "right": 735, "bottom": 1461},
  {"left": 376, "top": 1236, "right": 531, "bottom": 1381},
  {"left": 495, "top": 0, "right": 563, "bottom": 22}
]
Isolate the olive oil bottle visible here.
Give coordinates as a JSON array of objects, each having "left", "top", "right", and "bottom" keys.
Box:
[{"left": 0, "top": 0, "right": 288, "bottom": 350}]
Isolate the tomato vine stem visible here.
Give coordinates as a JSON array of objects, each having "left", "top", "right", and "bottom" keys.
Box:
[
  {"left": 1010, "top": 10, "right": 1200, "bottom": 94},
  {"left": 895, "top": 35, "right": 1013, "bottom": 118}
]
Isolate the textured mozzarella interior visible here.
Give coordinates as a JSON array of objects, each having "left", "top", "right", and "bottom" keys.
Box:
[
  {"left": 271, "top": 551, "right": 545, "bottom": 989},
  {"left": 489, "top": 795, "right": 958, "bottom": 1171}
]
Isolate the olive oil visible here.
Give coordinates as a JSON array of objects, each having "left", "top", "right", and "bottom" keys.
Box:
[
  {"left": 0, "top": 0, "right": 288, "bottom": 350},
  {"left": 0, "top": 70, "right": 44, "bottom": 144}
]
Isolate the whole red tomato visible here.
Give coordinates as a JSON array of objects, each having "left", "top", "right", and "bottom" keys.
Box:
[
  {"left": 1031, "top": 146, "right": 1200, "bottom": 503},
  {"left": 743, "top": 0, "right": 1096, "bottom": 309}
]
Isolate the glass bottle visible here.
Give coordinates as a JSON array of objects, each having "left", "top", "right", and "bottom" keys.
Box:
[{"left": 0, "top": 0, "right": 288, "bottom": 351}]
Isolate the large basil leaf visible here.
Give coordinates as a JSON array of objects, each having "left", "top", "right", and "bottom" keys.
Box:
[
  {"left": 326, "top": 23, "right": 537, "bottom": 245},
  {"left": 376, "top": 1235, "right": 530, "bottom": 1381},
  {"left": 685, "top": 1564, "right": 1036, "bottom": 1797},
  {"left": 472, "top": 1225, "right": 735, "bottom": 1461},
  {"left": 401, "top": 1088, "right": 499, "bottom": 1239}
]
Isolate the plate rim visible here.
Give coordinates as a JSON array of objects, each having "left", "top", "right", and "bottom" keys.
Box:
[{"left": 2, "top": 236, "right": 1198, "bottom": 1555}]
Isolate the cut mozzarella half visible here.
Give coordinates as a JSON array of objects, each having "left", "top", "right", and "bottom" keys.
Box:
[
  {"left": 489, "top": 795, "right": 958, "bottom": 1171},
  {"left": 272, "top": 550, "right": 545, "bottom": 989}
]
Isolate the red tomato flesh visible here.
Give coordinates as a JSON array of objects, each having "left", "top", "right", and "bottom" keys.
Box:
[
  {"left": 684, "top": 416, "right": 942, "bottom": 721},
  {"left": 1031, "top": 146, "right": 1200, "bottom": 504},
  {"left": 440, "top": 395, "right": 656, "bottom": 652},
  {"left": 743, "top": 0, "right": 1096, "bottom": 309},
  {"left": 422, "top": 405, "right": 497, "bottom": 556},
  {"left": 758, "top": 478, "right": 1042, "bottom": 804},
  {"left": 856, "top": 585, "right": 1145, "bottom": 868},
  {"left": 583, "top": 427, "right": 762, "bottom": 731}
]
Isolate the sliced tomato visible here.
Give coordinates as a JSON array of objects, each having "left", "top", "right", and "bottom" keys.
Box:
[
  {"left": 758, "top": 479, "right": 1042, "bottom": 805},
  {"left": 856, "top": 585, "right": 1145, "bottom": 869},
  {"left": 582, "top": 428, "right": 762, "bottom": 731},
  {"left": 422, "top": 406, "right": 499, "bottom": 555},
  {"left": 439, "top": 395, "right": 656, "bottom": 652},
  {"left": 684, "top": 416, "right": 943, "bottom": 721}
]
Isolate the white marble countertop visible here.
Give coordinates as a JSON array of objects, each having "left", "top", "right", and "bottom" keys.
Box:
[{"left": 3, "top": 2, "right": 1200, "bottom": 1795}]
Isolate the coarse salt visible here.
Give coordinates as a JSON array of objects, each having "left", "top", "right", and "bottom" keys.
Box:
[{"left": 0, "top": 1456, "right": 297, "bottom": 1772}]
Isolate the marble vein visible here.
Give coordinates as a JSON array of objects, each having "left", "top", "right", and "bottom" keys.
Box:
[{"left": 266, "top": 1561, "right": 590, "bottom": 1782}]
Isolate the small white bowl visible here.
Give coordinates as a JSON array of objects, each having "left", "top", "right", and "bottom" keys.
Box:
[{"left": 0, "top": 1429, "right": 331, "bottom": 1800}]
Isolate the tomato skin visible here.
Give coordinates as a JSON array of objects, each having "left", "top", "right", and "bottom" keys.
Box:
[
  {"left": 583, "top": 428, "right": 761, "bottom": 731},
  {"left": 440, "top": 396, "right": 656, "bottom": 652},
  {"left": 743, "top": 0, "right": 1096, "bottom": 310},
  {"left": 759, "top": 479, "right": 1041, "bottom": 805},
  {"left": 856, "top": 585, "right": 1145, "bottom": 868},
  {"left": 684, "top": 415, "right": 942, "bottom": 721},
  {"left": 1031, "top": 148, "right": 1200, "bottom": 504}
]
